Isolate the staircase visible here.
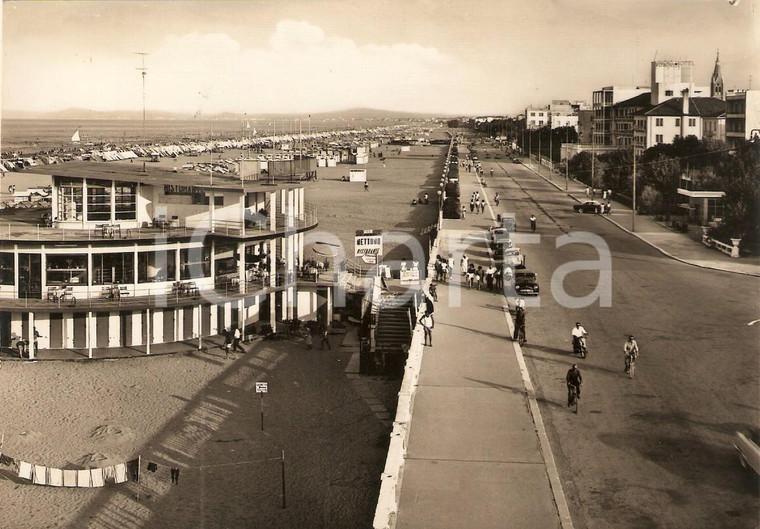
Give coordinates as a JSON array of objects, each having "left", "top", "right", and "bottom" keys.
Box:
[{"left": 374, "top": 294, "right": 414, "bottom": 357}]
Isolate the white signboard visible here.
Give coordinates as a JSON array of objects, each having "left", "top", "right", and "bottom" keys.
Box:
[
  {"left": 255, "top": 382, "right": 269, "bottom": 394},
  {"left": 349, "top": 169, "right": 367, "bottom": 182},
  {"left": 400, "top": 263, "right": 420, "bottom": 285},
  {"left": 355, "top": 230, "right": 382, "bottom": 264}
]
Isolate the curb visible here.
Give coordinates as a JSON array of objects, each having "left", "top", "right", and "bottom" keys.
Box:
[{"left": 522, "top": 162, "right": 760, "bottom": 278}]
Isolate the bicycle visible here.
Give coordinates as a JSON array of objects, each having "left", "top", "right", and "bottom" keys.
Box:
[
  {"left": 625, "top": 352, "right": 637, "bottom": 378},
  {"left": 568, "top": 384, "right": 580, "bottom": 414},
  {"left": 516, "top": 325, "right": 526, "bottom": 346}
]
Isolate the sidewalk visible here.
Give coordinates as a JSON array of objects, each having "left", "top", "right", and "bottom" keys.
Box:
[
  {"left": 523, "top": 159, "right": 760, "bottom": 277},
  {"left": 394, "top": 148, "right": 571, "bottom": 528}
]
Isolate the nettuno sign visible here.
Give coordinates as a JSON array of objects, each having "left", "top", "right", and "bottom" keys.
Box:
[{"left": 355, "top": 229, "right": 382, "bottom": 264}]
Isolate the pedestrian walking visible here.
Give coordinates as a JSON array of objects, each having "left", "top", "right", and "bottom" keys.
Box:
[
  {"left": 461, "top": 205, "right": 466, "bottom": 219},
  {"left": 434, "top": 258, "right": 443, "bottom": 281},
  {"left": 447, "top": 254, "right": 455, "bottom": 276},
  {"left": 530, "top": 214, "right": 537, "bottom": 232},
  {"left": 461, "top": 254, "right": 469, "bottom": 276},
  {"left": 223, "top": 328, "right": 233, "bottom": 359},
  {"left": 480, "top": 199, "right": 486, "bottom": 213},
  {"left": 320, "top": 325, "right": 331, "bottom": 350},
  {"left": 607, "top": 189, "right": 612, "bottom": 200},
  {"left": 602, "top": 189, "right": 607, "bottom": 200},
  {"left": 419, "top": 313, "right": 433, "bottom": 346},
  {"left": 585, "top": 186, "right": 590, "bottom": 197},
  {"left": 475, "top": 266, "right": 484, "bottom": 290},
  {"left": 485, "top": 266, "right": 496, "bottom": 291},
  {"left": 470, "top": 199, "right": 475, "bottom": 213},
  {"left": 495, "top": 264, "right": 504, "bottom": 291},
  {"left": 364, "top": 182, "right": 369, "bottom": 192},
  {"left": 232, "top": 325, "right": 245, "bottom": 354},
  {"left": 606, "top": 202, "right": 612, "bottom": 215}
]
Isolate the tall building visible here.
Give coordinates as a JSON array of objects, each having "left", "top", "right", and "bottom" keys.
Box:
[
  {"left": 711, "top": 51, "right": 724, "bottom": 100},
  {"left": 592, "top": 86, "right": 650, "bottom": 145},
  {"left": 525, "top": 106, "right": 550, "bottom": 129},
  {"left": 725, "top": 90, "right": 760, "bottom": 148},
  {"left": 651, "top": 60, "right": 708, "bottom": 105}
]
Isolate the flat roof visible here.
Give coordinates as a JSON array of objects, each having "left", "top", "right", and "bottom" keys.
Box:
[{"left": 19, "top": 161, "right": 302, "bottom": 193}]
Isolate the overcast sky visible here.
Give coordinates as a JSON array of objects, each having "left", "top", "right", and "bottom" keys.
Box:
[{"left": 2, "top": 0, "right": 758, "bottom": 116}]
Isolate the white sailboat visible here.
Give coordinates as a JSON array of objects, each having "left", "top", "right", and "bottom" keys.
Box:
[{"left": 71, "top": 129, "right": 81, "bottom": 143}]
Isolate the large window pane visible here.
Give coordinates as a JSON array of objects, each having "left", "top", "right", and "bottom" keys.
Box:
[
  {"left": 214, "top": 243, "right": 237, "bottom": 277},
  {"left": 180, "top": 246, "right": 211, "bottom": 279},
  {"left": 46, "top": 254, "right": 88, "bottom": 285},
  {"left": 138, "top": 250, "right": 176, "bottom": 283},
  {"left": 58, "top": 177, "right": 83, "bottom": 221},
  {"left": 115, "top": 181, "right": 137, "bottom": 220},
  {"left": 92, "top": 252, "right": 135, "bottom": 285},
  {"left": 87, "top": 179, "right": 112, "bottom": 222},
  {"left": 0, "top": 253, "right": 13, "bottom": 285}
]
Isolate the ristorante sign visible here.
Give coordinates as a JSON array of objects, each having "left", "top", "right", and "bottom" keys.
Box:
[
  {"left": 355, "top": 230, "right": 382, "bottom": 264},
  {"left": 164, "top": 185, "right": 204, "bottom": 196}
]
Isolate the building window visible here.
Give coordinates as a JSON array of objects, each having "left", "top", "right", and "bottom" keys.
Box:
[
  {"left": 214, "top": 242, "right": 238, "bottom": 279},
  {"left": 655, "top": 118, "right": 663, "bottom": 127},
  {"left": 46, "top": 254, "right": 88, "bottom": 285},
  {"left": 58, "top": 177, "right": 83, "bottom": 221},
  {"left": 87, "top": 179, "right": 112, "bottom": 222},
  {"left": 675, "top": 118, "right": 680, "bottom": 126},
  {"left": 138, "top": 250, "right": 177, "bottom": 283},
  {"left": 665, "top": 90, "right": 673, "bottom": 96},
  {"left": 180, "top": 246, "right": 211, "bottom": 280},
  {"left": 0, "top": 253, "right": 13, "bottom": 285},
  {"left": 115, "top": 182, "right": 137, "bottom": 220},
  {"left": 92, "top": 252, "right": 135, "bottom": 285},
  {"left": 656, "top": 134, "right": 664, "bottom": 143},
  {"left": 689, "top": 118, "right": 696, "bottom": 127}
]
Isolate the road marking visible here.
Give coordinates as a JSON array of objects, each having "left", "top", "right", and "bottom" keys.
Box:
[
  {"left": 502, "top": 307, "right": 575, "bottom": 529},
  {"left": 748, "top": 319, "right": 760, "bottom": 326}
]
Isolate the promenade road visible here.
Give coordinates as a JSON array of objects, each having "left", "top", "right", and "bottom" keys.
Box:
[{"left": 395, "top": 146, "right": 567, "bottom": 528}]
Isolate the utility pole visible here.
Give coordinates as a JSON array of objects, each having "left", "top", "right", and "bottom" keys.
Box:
[
  {"left": 549, "top": 124, "right": 553, "bottom": 180},
  {"left": 565, "top": 127, "right": 569, "bottom": 190},
  {"left": 538, "top": 128, "right": 542, "bottom": 175},
  {"left": 135, "top": 52, "right": 149, "bottom": 144},
  {"left": 632, "top": 145, "right": 636, "bottom": 232}
]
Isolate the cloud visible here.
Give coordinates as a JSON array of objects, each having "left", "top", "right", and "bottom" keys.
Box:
[{"left": 4, "top": 19, "right": 470, "bottom": 115}]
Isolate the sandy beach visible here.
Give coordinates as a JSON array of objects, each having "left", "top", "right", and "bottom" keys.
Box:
[{"left": 0, "top": 135, "right": 448, "bottom": 529}]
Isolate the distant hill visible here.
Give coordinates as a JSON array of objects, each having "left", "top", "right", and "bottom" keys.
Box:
[{"left": 3, "top": 107, "right": 444, "bottom": 121}]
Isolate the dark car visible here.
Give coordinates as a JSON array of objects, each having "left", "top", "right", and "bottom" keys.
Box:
[
  {"left": 514, "top": 270, "right": 539, "bottom": 295},
  {"left": 573, "top": 200, "right": 603, "bottom": 214}
]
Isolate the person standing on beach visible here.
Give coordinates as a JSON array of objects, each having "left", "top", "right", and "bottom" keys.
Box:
[
  {"left": 320, "top": 324, "right": 331, "bottom": 350},
  {"left": 232, "top": 325, "right": 244, "bottom": 354},
  {"left": 223, "top": 328, "right": 233, "bottom": 359}
]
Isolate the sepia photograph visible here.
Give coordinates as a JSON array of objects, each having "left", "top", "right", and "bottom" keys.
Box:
[{"left": 0, "top": 1, "right": 758, "bottom": 528}]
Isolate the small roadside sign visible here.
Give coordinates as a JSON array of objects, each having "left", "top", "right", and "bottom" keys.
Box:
[{"left": 255, "top": 382, "right": 269, "bottom": 394}]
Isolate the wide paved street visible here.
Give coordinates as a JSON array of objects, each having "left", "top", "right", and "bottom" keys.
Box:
[{"left": 467, "top": 144, "right": 760, "bottom": 529}]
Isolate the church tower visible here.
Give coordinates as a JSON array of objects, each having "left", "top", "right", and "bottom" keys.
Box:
[{"left": 711, "top": 50, "right": 724, "bottom": 100}]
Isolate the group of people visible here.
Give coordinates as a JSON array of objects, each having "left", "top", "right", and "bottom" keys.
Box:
[
  {"left": 412, "top": 193, "right": 430, "bottom": 206},
  {"left": 470, "top": 191, "right": 486, "bottom": 214},
  {"left": 221, "top": 325, "right": 245, "bottom": 359},
  {"left": 433, "top": 254, "right": 456, "bottom": 282},
  {"left": 463, "top": 262, "right": 503, "bottom": 292},
  {"left": 564, "top": 324, "right": 640, "bottom": 406}
]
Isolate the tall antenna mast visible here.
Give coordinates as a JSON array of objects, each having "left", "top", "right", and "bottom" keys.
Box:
[{"left": 135, "top": 52, "right": 149, "bottom": 143}]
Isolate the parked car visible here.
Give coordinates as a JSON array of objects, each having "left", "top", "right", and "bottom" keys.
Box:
[
  {"left": 501, "top": 247, "right": 525, "bottom": 269},
  {"left": 514, "top": 269, "right": 539, "bottom": 295},
  {"left": 573, "top": 200, "right": 603, "bottom": 214},
  {"left": 734, "top": 429, "right": 760, "bottom": 474},
  {"left": 489, "top": 227, "right": 514, "bottom": 248},
  {"left": 512, "top": 158, "right": 521, "bottom": 164}
]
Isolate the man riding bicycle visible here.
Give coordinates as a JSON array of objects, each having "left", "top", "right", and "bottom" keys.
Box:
[
  {"left": 624, "top": 335, "right": 639, "bottom": 374},
  {"left": 513, "top": 306, "right": 526, "bottom": 343},
  {"left": 566, "top": 364, "right": 582, "bottom": 407},
  {"left": 571, "top": 322, "right": 588, "bottom": 354}
]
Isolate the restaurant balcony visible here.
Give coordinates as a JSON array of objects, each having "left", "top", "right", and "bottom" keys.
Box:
[
  {"left": 0, "top": 275, "right": 297, "bottom": 313},
  {"left": 0, "top": 204, "right": 318, "bottom": 243}
]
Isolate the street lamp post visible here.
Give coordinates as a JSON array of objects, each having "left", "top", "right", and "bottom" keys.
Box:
[
  {"left": 632, "top": 144, "right": 637, "bottom": 232},
  {"left": 538, "top": 128, "right": 542, "bottom": 175},
  {"left": 565, "top": 127, "right": 569, "bottom": 190}
]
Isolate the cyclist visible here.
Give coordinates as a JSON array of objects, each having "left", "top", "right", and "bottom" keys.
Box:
[
  {"left": 566, "top": 364, "right": 583, "bottom": 407},
  {"left": 571, "top": 322, "right": 588, "bottom": 354},
  {"left": 624, "top": 335, "right": 639, "bottom": 374},
  {"left": 513, "top": 306, "right": 526, "bottom": 343}
]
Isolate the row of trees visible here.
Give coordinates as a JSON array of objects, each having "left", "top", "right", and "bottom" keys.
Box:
[{"left": 567, "top": 136, "right": 760, "bottom": 246}]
